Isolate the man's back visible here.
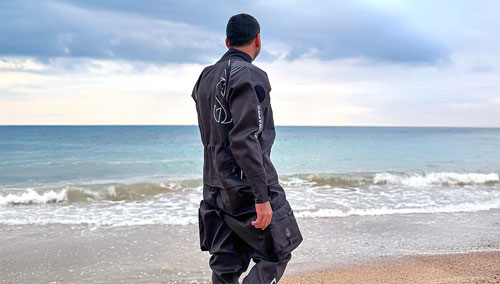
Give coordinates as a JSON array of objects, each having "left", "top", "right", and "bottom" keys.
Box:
[
  {"left": 192, "top": 13, "right": 302, "bottom": 284},
  {"left": 191, "top": 47, "right": 280, "bottom": 204}
]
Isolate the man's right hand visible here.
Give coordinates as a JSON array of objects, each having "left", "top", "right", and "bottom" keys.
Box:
[{"left": 252, "top": 201, "right": 272, "bottom": 230}]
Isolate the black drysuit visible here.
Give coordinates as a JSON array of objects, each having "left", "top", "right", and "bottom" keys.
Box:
[{"left": 191, "top": 48, "right": 303, "bottom": 283}]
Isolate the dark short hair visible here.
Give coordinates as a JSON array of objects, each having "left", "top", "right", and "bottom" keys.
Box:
[{"left": 226, "top": 13, "right": 260, "bottom": 47}]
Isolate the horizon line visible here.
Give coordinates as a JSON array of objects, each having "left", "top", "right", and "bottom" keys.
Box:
[{"left": 1, "top": 124, "right": 499, "bottom": 128}]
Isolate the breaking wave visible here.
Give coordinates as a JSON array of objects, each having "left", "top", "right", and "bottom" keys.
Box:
[
  {"left": 281, "top": 171, "right": 499, "bottom": 188},
  {"left": 0, "top": 179, "right": 201, "bottom": 206},
  {"left": 1, "top": 171, "right": 498, "bottom": 208}
]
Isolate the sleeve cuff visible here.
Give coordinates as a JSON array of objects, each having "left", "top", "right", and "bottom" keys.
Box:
[{"left": 246, "top": 172, "right": 269, "bottom": 204}]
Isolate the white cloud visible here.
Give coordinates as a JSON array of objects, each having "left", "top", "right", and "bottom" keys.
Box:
[
  {"left": 0, "top": 58, "right": 46, "bottom": 71},
  {"left": 0, "top": 57, "right": 202, "bottom": 125},
  {"left": 263, "top": 40, "right": 292, "bottom": 60},
  {"left": 1, "top": 46, "right": 500, "bottom": 127}
]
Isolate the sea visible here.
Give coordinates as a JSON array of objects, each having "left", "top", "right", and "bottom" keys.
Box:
[{"left": 1, "top": 125, "right": 500, "bottom": 283}]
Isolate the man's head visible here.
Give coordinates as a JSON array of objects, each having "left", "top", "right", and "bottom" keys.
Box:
[{"left": 225, "top": 13, "right": 261, "bottom": 61}]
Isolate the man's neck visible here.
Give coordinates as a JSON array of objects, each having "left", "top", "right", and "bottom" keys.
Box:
[
  {"left": 230, "top": 46, "right": 254, "bottom": 61},
  {"left": 217, "top": 46, "right": 253, "bottom": 64}
]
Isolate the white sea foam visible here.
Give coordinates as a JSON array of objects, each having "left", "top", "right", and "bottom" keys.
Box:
[
  {"left": 374, "top": 172, "right": 499, "bottom": 186},
  {"left": 3, "top": 198, "right": 500, "bottom": 227},
  {"left": 0, "top": 188, "right": 68, "bottom": 205},
  {"left": 295, "top": 200, "right": 500, "bottom": 219},
  {"left": 107, "top": 185, "right": 116, "bottom": 197},
  {"left": 0, "top": 181, "right": 199, "bottom": 206},
  {"left": 0, "top": 215, "right": 198, "bottom": 227},
  {"left": 278, "top": 171, "right": 500, "bottom": 188}
]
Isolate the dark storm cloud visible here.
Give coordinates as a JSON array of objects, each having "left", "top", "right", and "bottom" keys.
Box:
[
  {"left": 0, "top": 1, "right": 225, "bottom": 64},
  {"left": 0, "top": 0, "right": 448, "bottom": 64}
]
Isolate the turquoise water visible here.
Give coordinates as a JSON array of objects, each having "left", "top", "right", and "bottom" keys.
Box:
[
  {"left": 1, "top": 125, "right": 499, "bottom": 226},
  {"left": 2, "top": 125, "right": 499, "bottom": 186}
]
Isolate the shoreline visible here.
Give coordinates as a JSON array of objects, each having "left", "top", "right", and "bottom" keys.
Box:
[{"left": 281, "top": 250, "right": 500, "bottom": 284}]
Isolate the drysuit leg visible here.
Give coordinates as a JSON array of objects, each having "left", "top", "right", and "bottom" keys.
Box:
[
  {"left": 208, "top": 223, "right": 253, "bottom": 283},
  {"left": 221, "top": 206, "right": 291, "bottom": 284},
  {"left": 242, "top": 249, "right": 291, "bottom": 284},
  {"left": 199, "top": 185, "right": 253, "bottom": 284},
  {"left": 219, "top": 183, "right": 292, "bottom": 283}
]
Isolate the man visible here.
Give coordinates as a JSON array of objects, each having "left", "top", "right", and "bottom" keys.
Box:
[{"left": 191, "top": 13, "right": 303, "bottom": 284}]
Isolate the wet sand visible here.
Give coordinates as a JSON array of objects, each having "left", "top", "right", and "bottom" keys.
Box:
[
  {"left": 281, "top": 250, "right": 500, "bottom": 284},
  {"left": 1, "top": 208, "right": 500, "bottom": 283}
]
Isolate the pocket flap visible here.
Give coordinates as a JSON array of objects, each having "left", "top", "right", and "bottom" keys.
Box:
[{"left": 271, "top": 200, "right": 293, "bottom": 223}]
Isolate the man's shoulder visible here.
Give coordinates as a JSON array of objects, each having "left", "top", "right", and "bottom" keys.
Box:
[
  {"left": 196, "top": 62, "right": 221, "bottom": 81},
  {"left": 200, "top": 63, "right": 216, "bottom": 74},
  {"left": 230, "top": 60, "right": 269, "bottom": 84}
]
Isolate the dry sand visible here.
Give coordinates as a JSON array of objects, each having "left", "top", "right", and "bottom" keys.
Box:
[{"left": 280, "top": 250, "right": 500, "bottom": 284}]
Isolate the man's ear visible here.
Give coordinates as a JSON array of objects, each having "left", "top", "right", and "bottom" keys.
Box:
[
  {"left": 255, "top": 33, "right": 261, "bottom": 48},
  {"left": 225, "top": 38, "right": 230, "bottom": 48}
]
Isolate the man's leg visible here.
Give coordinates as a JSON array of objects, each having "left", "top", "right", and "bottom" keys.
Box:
[
  {"left": 199, "top": 185, "right": 253, "bottom": 284},
  {"left": 208, "top": 223, "right": 253, "bottom": 283},
  {"left": 243, "top": 250, "right": 291, "bottom": 284}
]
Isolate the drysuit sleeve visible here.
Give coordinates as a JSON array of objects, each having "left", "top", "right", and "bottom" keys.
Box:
[
  {"left": 191, "top": 69, "right": 204, "bottom": 102},
  {"left": 191, "top": 69, "right": 205, "bottom": 142},
  {"left": 227, "top": 68, "right": 269, "bottom": 204}
]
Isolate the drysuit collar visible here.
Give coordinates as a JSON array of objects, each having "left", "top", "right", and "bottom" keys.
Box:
[{"left": 218, "top": 47, "right": 253, "bottom": 64}]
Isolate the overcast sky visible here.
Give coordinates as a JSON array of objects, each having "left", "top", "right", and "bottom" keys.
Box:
[{"left": 1, "top": 0, "right": 499, "bottom": 126}]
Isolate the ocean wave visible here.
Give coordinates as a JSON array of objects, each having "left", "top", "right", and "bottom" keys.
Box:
[
  {"left": 280, "top": 171, "right": 499, "bottom": 188},
  {"left": 0, "top": 189, "right": 68, "bottom": 206},
  {"left": 373, "top": 172, "right": 499, "bottom": 186},
  {"left": 1, "top": 171, "right": 499, "bottom": 207},
  {"left": 0, "top": 180, "right": 201, "bottom": 206}
]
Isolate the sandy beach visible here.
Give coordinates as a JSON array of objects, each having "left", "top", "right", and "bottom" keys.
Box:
[
  {"left": 2, "top": 207, "right": 499, "bottom": 283},
  {"left": 281, "top": 250, "right": 500, "bottom": 284}
]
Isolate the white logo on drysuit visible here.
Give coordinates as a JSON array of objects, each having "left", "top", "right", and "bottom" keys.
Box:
[
  {"left": 213, "top": 61, "right": 233, "bottom": 124},
  {"left": 254, "top": 104, "right": 263, "bottom": 138},
  {"left": 270, "top": 277, "right": 277, "bottom": 284}
]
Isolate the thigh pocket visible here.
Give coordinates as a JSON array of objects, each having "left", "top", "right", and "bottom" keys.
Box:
[{"left": 268, "top": 199, "right": 303, "bottom": 260}]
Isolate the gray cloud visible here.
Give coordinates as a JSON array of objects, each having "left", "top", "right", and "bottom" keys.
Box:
[
  {"left": 1, "top": 1, "right": 225, "bottom": 64},
  {"left": 1, "top": 0, "right": 452, "bottom": 64}
]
